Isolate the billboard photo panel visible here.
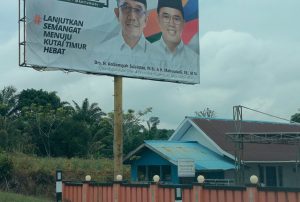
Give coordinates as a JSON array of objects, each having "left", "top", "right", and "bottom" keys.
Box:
[{"left": 24, "top": 0, "right": 200, "bottom": 84}]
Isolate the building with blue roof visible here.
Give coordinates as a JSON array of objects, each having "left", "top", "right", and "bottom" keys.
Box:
[
  {"left": 124, "top": 117, "right": 300, "bottom": 187},
  {"left": 124, "top": 140, "right": 235, "bottom": 183}
]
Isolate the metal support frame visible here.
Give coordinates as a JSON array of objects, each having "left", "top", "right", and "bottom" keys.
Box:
[
  {"left": 233, "top": 105, "right": 244, "bottom": 185},
  {"left": 228, "top": 131, "right": 300, "bottom": 186},
  {"left": 227, "top": 132, "right": 300, "bottom": 144},
  {"left": 231, "top": 105, "right": 300, "bottom": 186},
  {"left": 18, "top": 0, "right": 26, "bottom": 67}
]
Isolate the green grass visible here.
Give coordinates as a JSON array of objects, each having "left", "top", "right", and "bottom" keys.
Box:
[
  {"left": 0, "top": 153, "right": 130, "bottom": 199},
  {"left": 10, "top": 152, "right": 130, "bottom": 181},
  {"left": 1, "top": 153, "right": 130, "bottom": 199},
  {"left": 0, "top": 191, "right": 52, "bottom": 202}
]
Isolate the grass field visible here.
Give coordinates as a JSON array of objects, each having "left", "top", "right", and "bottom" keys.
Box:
[
  {"left": 0, "top": 152, "right": 130, "bottom": 199},
  {"left": 10, "top": 152, "right": 130, "bottom": 182},
  {"left": 0, "top": 191, "right": 52, "bottom": 202}
]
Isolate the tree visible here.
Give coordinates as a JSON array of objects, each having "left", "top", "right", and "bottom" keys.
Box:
[
  {"left": 89, "top": 104, "right": 173, "bottom": 157},
  {"left": 291, "top": 110, "right": 300, "bottom": 123},
  {"left": 21, "top": 104, "right": 70, "bottom": 156},
  {"left": 15, "top": 89, "right": 72, "bottom": 156},
  {"left": 123, "top": 108, "right": 152, "bottom": 135},
  {"left": 72, "top": 98, "right": 105, "bottom": 124},
  {"left": 52, "top": 118, "right": 90, "bottom": 157},
  {"left": 16, "top": 89, "right": 63, "bottom": 113},
  {"left": 195, "top": 107, "right": 216, "bottom": 118},
  {"left": 104, "top": 108, "right": 152, "bottom": 156},
  {"left": 147, "top": 117, "right": 160, "bottom": 131},
  {"left": 88, "top": 117, "right": 113, "bottom": 158},
  {"left": 70, "top": 98, "right": 107, "bottom": 157},
  {"left": 0, "top": 86, "right": 18, "bottom": 117},
  {"left": 0, "top": 86, "right": 177, "bottom": 158},
  {"left": 0, "top": 86, "right": 18, "bottom": 151},
  {"left": 145, "top": 116, "right": 160, "bottom": 140},
  {"left": 153, "top": 128, "right": 174, "bottom": 140}
]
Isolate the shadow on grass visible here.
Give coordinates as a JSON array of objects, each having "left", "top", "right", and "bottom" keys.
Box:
[{"left": 0, "top": 191, "right": 52, "bottom": 202}]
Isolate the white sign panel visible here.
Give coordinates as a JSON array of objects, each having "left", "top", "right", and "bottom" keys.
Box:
[
  {"left": 25, "top": 0, "right": 200, "bottom": 84},
  {"left": 178, "top": 159, "right": 195, "bottom": 177}
]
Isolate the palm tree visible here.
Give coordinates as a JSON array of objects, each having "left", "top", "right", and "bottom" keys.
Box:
[
  {"left": 71, "top": 98, "right": 106, "bottom": 157},
  {"left": 72, "top": 98, "right": 106, "bottom": 124}
]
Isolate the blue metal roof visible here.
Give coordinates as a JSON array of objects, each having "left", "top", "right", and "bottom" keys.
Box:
[{"left": 144, "top": 140, "right": 235, "bottom": 170}]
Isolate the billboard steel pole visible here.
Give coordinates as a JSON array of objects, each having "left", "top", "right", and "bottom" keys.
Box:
[{"left": 113, "top": 76, "right": 123, "bottom": 179}]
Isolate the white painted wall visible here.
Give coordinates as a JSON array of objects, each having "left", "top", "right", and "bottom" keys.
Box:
[{"left": 180, "top": 126, "right": 223, "bottom": 155}]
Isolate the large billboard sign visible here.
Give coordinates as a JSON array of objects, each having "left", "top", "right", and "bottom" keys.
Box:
[{"left": 24, "top": 0, "right": 199, "bottom": 84}]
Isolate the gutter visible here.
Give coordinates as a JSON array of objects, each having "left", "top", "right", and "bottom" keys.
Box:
[{"left": 244, "top": 161, "right": 299, "bottom": 164}]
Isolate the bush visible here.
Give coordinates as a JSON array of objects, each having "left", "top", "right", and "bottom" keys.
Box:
[
  {"left": 0, "top": 153, "right": 13, "bottom": 181},
  {"left": 0, "top": 153, "right": 13, "bottom": 190},
  {"left": 30, "top": 169, "right": 55, "bottom": 197},
  {"left": 0, "top": 153, "right": 130, "bottom": 199}
]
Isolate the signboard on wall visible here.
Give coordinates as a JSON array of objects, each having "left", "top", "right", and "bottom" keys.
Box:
[
  {"left": 24, "top": 0, "right": 199, "bottom": 84},
  {"left": 178, "top": 159, "right": 195, "bottom": 177}
]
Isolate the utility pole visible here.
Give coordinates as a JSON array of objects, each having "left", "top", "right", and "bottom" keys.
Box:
[
  {"left": 113, "top": 76, "right": 123, "bottom": 179},
  {"left": 233, "top": 105, "right": 244, "bottom": 185}
]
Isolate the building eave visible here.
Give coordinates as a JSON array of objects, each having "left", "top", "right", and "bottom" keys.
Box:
[
  {"left": 123, "top": 141, "right": 177, "bottom": 165},
  {"left": 123, "top": 143, "right": 146, "bottom": 164},
  {"left": 245, "top": 161, "right": 299, "bottom": 164},
  {"left": 169, "top": 117, "right": 191, "bottom": 141}
]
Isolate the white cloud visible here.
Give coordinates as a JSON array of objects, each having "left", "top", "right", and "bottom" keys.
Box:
[
  {"left": 197, "top": 28, "right": 300, "bottom": 122},
  {"left": 201, "top": 30, "right": 269, "bottom": 87}
]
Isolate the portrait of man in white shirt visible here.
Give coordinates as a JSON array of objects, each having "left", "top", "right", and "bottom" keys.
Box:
[
  {"left": 101, "top": 0, "right": 150, "bottom": 55},
  {"left": 155, "top": 0, "right": 198, "bottom": 68}
]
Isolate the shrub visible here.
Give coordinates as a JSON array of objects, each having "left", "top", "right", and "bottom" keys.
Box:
[
  {"left": 0, "top": 153, "right": 13, "bottom": 182},
  {"left": 0, "top": 153, "right": 13, "bottom": 191}
]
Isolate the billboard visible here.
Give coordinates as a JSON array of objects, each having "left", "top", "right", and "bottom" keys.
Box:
[{"left": 24, "top": 0, "right": 199, "bottom": 84}]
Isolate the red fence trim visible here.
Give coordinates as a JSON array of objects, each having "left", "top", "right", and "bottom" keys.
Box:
[{"left": 62, "top": 181, "right": 300, "bottom": 202}]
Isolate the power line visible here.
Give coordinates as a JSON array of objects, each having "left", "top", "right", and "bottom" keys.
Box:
[{"left": 238, "top": 105, "right": 300, "bottom": 124}]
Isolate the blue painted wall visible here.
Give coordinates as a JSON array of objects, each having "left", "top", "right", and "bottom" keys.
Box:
[{"left": 129, "top": 148, "right": 180, "bottom": 183}]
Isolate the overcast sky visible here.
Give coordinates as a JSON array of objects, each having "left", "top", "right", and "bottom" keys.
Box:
[{"left": 1, "top": 0, "right": 300, "bottom": 129}]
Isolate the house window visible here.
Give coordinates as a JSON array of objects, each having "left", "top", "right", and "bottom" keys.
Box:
[
  {"left": 161, "top": 165, "right": 171, "bottom": 181},
  {"left": 266, "top": 166, "right": 277, "bottom": 186},
  {"left": 259, "top": 165, "right": 264, "bottom": 184},
  {"left": 148, "top": 166, "right": 160, "bottom": 181},
  {"left": 137, "top": 166, "right": 147, "bottom": 181},
  {"left": 137, "top": 165, "right": 172, "bottom": 182},
  {"left": 278, "top": 166, "right": 283, "bottom": 187},
  {"left": 258, "top": 165, "right": 283, "bottom": 187}
]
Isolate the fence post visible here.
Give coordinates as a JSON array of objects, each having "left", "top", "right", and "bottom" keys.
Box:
[
  {"left": 149, "top": 182, "right": 158, "bottom": 202},
  {"left": 82, "top": 175, "right": 92, "bottom": 202},
  {"left": 246, "top": 175, "right": 259, "bottom": 202},
  {"left": 113, "top": 181, "right": 121, "bottom": 202},
  {"left": 56, "top": 170, "right": 62, "bottom": 202},
  {"left": 113, "top": 175, "right": 123, "bottom": 202},
  {"left": 149, "top": 175, "right": 160, "bottom": 202},
  {"left": 246, "top": 185, "right": 258, "bottom": 202},
  {"left": 193, "top": 184, "right": 204, "bottom": 202},
  {"left": 82, "top": 182, "right": 89, "bottom": 202},
  {"left": 193, "top": 175, "right": 204, "bottom": 202}
]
